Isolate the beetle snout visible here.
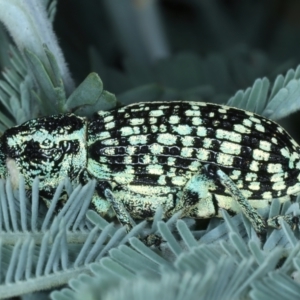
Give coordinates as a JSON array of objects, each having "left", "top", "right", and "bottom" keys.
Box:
[{"left": 0, "top": 140, "right": 7, "bottom": 179}]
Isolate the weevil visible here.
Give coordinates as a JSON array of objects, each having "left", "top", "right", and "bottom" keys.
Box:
[{"left": 0, "top": 101, "right": 299, "bottom": 238}]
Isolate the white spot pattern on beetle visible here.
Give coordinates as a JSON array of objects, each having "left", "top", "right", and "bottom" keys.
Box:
[{"left": 1, "top": 100, "right": 300, "bottom": 236}]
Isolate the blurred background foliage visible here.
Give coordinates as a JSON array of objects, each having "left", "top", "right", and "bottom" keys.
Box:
[
  {"left": 48, "top": 0, "right": 300, "bottom": 138},
  {"left": 54, "top": 0, "right": 298, "bottom": 96},
  {"left": 2, "top": 0, "right": 300, "bottom": 121}
]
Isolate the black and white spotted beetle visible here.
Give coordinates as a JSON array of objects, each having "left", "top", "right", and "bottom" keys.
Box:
[{"left": 0, "top": 101, "right": 299, "bottom": 238}]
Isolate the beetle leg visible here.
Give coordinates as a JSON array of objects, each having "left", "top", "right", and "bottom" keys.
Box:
[
  {"left": 165, "top": 171, "right": 217, "bottom": 219},
  {"left": 39, "top": 188, "right": 69, "bottom": 211},
  {"left": 104, "top": 188, "right": 136, "bottom": 232},
  {"left": 267, "top": 214, "right": 299, "bottom": 230},
  {"left": 216, "top": 169, "right": 267, "bottom": 236},
  {"left": 103, "top": 188, "right": 163, "bottom": 247},
  {"left": 99, "top": 186, "right": 164, "bottom": 246}
]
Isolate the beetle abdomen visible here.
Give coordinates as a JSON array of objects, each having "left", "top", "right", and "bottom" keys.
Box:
[{"left": 87, "top": 101, "right": 300, "bottom": 200}]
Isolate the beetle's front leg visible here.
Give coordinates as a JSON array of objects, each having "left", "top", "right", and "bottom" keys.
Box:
[
  {"left": 38, "top": 187, "right": 70, "bottom": 211},
  {"left": 93, "top": 182, "right": 165, "bottom": 246}
]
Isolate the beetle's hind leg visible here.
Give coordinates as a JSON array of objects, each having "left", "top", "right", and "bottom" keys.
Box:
[
  {"left": 216, "top": 169, "right": 267, "bottom": 238},
  {"left": 266, "top": 195, "right": 300, "bottom": 230},
  {"left": 267, "top": 214, "right": 300, "bottom": 230}
]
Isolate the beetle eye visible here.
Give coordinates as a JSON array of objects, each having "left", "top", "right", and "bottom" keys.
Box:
[
  {"left": 24, "top": 140, "right": 55, "bottom": 161},
  {"left": 292, "top": 216, "right": 299, "bottom": 226},
  {"left": 41, "top": 139, "right": 53, "bottom": 149},
  {"left": 26, "top": 141, "right": 41, "bottom": 159}
]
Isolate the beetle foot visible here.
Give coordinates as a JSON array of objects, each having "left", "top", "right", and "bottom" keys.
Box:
[
  {"left": 267, "top": 213, "right": 300, "bottom": 230},
  {"left": 142, "top": 233, "right": 163, "bottom": 247}
]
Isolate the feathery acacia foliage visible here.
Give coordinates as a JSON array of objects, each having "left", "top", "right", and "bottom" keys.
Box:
[{"left": 1, "top": 1, "right": 300, "bottom": 299}]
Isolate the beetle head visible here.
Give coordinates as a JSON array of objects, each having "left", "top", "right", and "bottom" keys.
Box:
[{"left": 0, "top": 114, "right": 87, "bottom": 193}]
